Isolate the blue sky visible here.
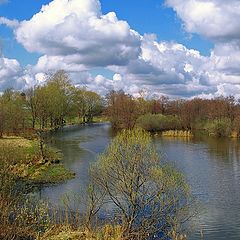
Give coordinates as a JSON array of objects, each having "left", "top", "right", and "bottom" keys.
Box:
[
  {"left": 0, "top": 0, "right": 213, "bottom": 66},
  {"left": 0, "top": 0, "right": 239, "bottom": 98},
  {"left": 101, "top": 0, "right": 213, "bottom": 55},
  {"left": 0, "top": 0, "right": 49, "bottom": 65}
]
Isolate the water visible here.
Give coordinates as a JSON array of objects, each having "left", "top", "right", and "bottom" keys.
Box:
[{"left": 40, "top": 123, "right": 240, "bottom": 239}]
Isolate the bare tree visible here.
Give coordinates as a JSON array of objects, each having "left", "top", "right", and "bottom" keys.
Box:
[{"left": 106, "top": 90, "right": 139, "bottom": 129}]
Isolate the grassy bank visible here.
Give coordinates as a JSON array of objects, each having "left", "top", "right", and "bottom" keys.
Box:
[
  {"left": 136, "top": 113, "right": 240, "bottom": 139},
  {"left": 0, "top": 130, "right": 190, "bottom": 240},
  {"left": 0, "top": 136, "right": 75, "bottom": 184}
]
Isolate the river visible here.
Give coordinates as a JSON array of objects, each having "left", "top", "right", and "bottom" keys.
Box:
[{"left": 40, "top": 123, "right": 240, "bottom": 240}]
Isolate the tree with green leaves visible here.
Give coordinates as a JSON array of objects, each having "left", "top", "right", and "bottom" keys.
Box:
[
  {"left": 0, "top": 89, "right": 27, "bottom": 137},
  {"left": 46, "top": 70, "right": 74, "bottom": 128},
  {"left": 26, "top": 70, "right": 74, "bottom": 130},
  {"left": 73, "top": 88, "right": 103, "bottom": 123},
  {"left": 90, "top": 128, "right": 191, "bottom": 239}
]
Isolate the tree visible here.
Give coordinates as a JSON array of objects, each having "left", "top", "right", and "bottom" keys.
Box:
[
  {"left": 42, "top": 70, "right": 74, "bottom": 129},
  {"left": 25, "top": 87, "right": 38, "bottom": 129},
  {"left": 72, "top": 88, "right": 87, "bottom": 123},
  {"left": 0, "top": 97, "right": 5, "bottom": 137},
  {"left": 84, "top": 91, "right": 103, "bottom": 123},
  {"left": 90, "top": 128, "right": 191, "bottom": 239},
  {"left": 158, "top": 96, "right": 170, "bottom": 115},
  {"left": 0, "top": 89, "right": 27, "bottom": 136},
  {"left": 106, "top": 90, "right": 139, "bottom": 129},
  {"left": 73, "top": 88, "right": 103, "bottom": 123},
  {"left": 25, "top": 70, "right": 75, "bottom": 130},
  {"left": 72, "top": 88, "right": 103, "bottom": 123}
]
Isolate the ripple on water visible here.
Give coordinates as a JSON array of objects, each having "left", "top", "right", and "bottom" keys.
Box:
[{"left": 43, "top": 125, "right": 240, "bottom": 240}]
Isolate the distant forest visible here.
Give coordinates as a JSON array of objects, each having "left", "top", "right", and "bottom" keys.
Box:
[{"left": 1, "top": 70, "right": 240, "bottom": 137}]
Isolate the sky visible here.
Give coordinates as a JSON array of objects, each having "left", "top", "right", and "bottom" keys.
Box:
[{"left": 0, "top": 0, "right": 240, "bottom": 98}]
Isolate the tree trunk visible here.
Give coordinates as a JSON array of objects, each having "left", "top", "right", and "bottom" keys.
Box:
[{"left": 37, "top": 130, "right": 47, "bottom": 163}]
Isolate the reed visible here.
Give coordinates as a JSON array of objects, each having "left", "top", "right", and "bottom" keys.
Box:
[{"left": 162, "top": 130, "right": 193, "bottom": 138}]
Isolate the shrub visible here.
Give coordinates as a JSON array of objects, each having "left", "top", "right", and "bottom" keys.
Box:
[
  {"left": 90, "top": 128, "right": 191, "bottom": 239},
  {"left": 136, "top": 113, "right": 181, "bottom": 132},
  {"left": 204, "top": 118, "right": 232, "bottom": 137},
  {"left": 232, "top": 116, "right": 240, "bottom": 136}
]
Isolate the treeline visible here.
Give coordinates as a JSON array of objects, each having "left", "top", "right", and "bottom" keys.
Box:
[
  {"left": 0, "top": 70, "right": 103, "bottom": 137},
  {"left": 105, "top": 90, "right": 240, "bottom": 137},
  {"left": 1, "top": 71, "right": 240, "bottom": 137}
]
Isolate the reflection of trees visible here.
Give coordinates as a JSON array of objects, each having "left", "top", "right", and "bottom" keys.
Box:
[
  {"left": 155, "top": 132, "right": 240, "bottom": 164},
  {"left": 202, "top": 136, "right": 240, "bottom": 164}
]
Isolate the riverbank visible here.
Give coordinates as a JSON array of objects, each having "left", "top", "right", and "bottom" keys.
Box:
[
  {"left": 134, "top": 113, "right": 240, "bottom": 139},
  {"left": 156, "top": 129, "right": 238, "bottom": 138},
  {"left": 0, "top": 136, "right": 75, "bottom": 184},
  {"left": 0, "top": 126, "right": 188, "bottom": 240},
  {"left": 0, "top": 136, "right": 77, "bottom": 240},
  {"left": 64, "top": 116, "right": 109, "bottom": 127}
]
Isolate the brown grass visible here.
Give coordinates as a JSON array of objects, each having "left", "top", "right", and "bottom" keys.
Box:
[
  {"left": 40, "top": 225, "right": 124, "bottom": 240},
  {"left": 161, "top": 130, "right": 193, "bottom": 138}
]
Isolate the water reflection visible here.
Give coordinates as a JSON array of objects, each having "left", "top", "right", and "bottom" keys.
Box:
[
  {"left": 155, "top": 134, "right": 240, "bottom": 240},
  {"left": 41, "top": 124, "right": 240, "bottom": 240}
]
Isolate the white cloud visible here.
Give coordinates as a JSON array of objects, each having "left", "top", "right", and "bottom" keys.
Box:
[
  {"left": 14, "top": 0, "right": 141, "bottom": 68},
  {"left": 0, "top": 57, "right": 26, "bottom": 92},
  {"left": 33, "top": 55, "right": 88, "bottom": 73},
  {"left": 0, "top": 17, "right": 19, "bottom": 28},
  {"left": 0, "top": 0, "right": 240, "bottom": 99},
  {"left": 216, "top": 84, "right": 240, "bottom": 99},
  {"left": 209, "top": 42, "right": 240, "bottom": 78},
  {"left": 162, "top": 0, "right": 240, "bottom": 97},
  {"left": 108, "top": 34, "right": 213, "bottom": 97},
  {"left": 0, "top": 55, "right": 51, "bottom": 92},
  {"left": 113, "top": 73, "right": 122, "bottom": 81},
  {"left": 166, "top": 0, "right": 240, "bottom": 42}
]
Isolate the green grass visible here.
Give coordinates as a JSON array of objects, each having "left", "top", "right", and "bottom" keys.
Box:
[
  {"left": 27, "top": 163, "right": 75, "bottom": 184},
  {"left": 0, "top": 136, "right": 75, "bottom": 184}
]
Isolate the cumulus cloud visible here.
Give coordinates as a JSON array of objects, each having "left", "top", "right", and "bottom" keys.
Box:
[
  {"left": 209, "top": 42, "right": 240, "bottom": 78},
  {"left": 108, "top": 34, "right": 213, "bottom": 97},
  {"left": 0, "top": 0, "right": 239, "bottom": 99},
  {"left": 33, "top": 55, "right": 88, "bottom": 73},
  {"left": 165, "top": 0, "right": 240, "bottom": 42},
  {"left": 0, "top": 57, "right": 26, "bottom": 92},
  {"left": 0, "top": 55, "right": 50, "bottom": 93},
  {"left": 162, "top": 0, "right": 240, "bottom": 97},
  {"left": 14, "top": 0, "right": 141, "bottom": 68}
]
